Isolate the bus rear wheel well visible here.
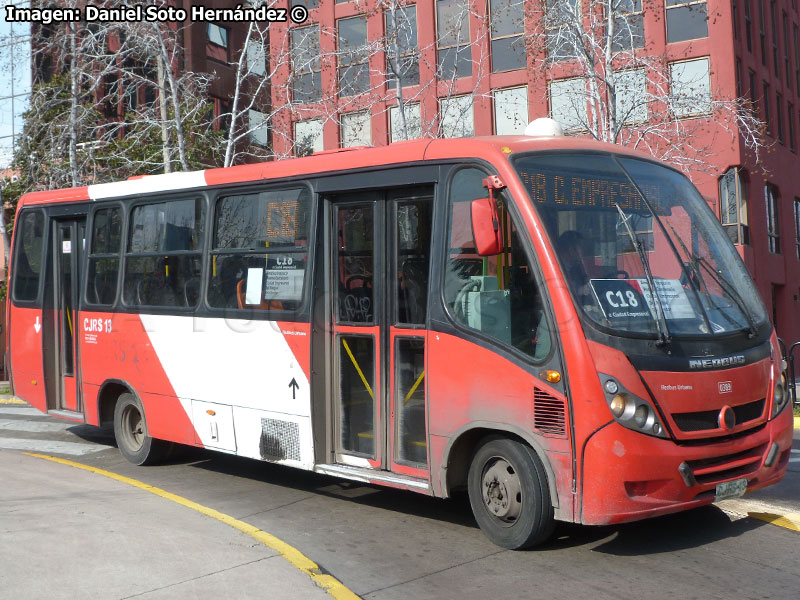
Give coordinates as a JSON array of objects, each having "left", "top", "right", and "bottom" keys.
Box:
[
  {"left": 98, "top": 382, "right": 134, "bottom": 427},
  {"left": 445, "top": 429, "right": 530, "bottom": 494}
]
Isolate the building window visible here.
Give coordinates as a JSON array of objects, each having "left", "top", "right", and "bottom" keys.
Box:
[
  {"left": 759, "top": 0, "right": 766, "bottom": 65},
  {"left": 207, "top": 23, "right": 229, "bottom": 62},
  {"left": 771, "top": 1, "right": 780, "bottom": 77},
  {"left": 745, "top": 0, "right": 753, "bottom": 52},
  {"left": 494, "top": 86, "right": 528, "bottom": 134},
  {"left": 436, "top": 0, "right": 472, "bottom": 79},
  {"left": 295, "top": 118, "right": 324, "bottom": 156},
  {"left": 615, "top": 68, "right": 647, "bottom": 124},
  {"left": 385, "top": 5, "right": 420, "bottom": 87},
  {"left": 338, "top": 16, "right": 370, "bottom": 97},
  {"left": 794, "top": 198, "right": 800, "bottom": 259},
  {"left": 765, "top": 183, "right": 781, "bottom": 254},
  {"left": 749, "top": 69, "right": 758, "bottom": 113},
  {"left": 292, "top": 0, "right": 319, "bottom": 8},
  {"left": 789, "top": 102, "right": 796, "bottom": 151},
  {"left": 777, "top": 93, "right": 785, "bottom": 143},
  {"left": 545, "top": 0, "right": 580, "bottom": 60},
  {"left": 763, "top": 81, "right": 771, "bottom": 132},
  {"left": 440, "top": 95, "right": 474, "bottom": 138},
  {"left": 490, "top": 0, "right": 525, "bottom": 72},
  {"left": 247, "top": 40, "right": 266, "bottom": 77},
  {"left": 719, "top": 168, "right": 750, "bottom": 245},
  {"left": 390, "top": 103, "right": 422, "bottom": 142},
  {"left": 665, "top": 1, "right": 708, "bottom": 43},
  {"left": 733, "top": 0, "right": 739, "bottom": 39},
  {"left": 291, "top": 26, "right": 322, "bottom": 104},
  {"left": 670, "top": 58, "right": 711, "bottom": 117},
  {"left": 341, "top": 111, "right": 372, "bottom": 147},
  {"left": 794, "top": 24, "right": 800, "bottom": 95},
  {"left": 783, "top": 11, "right": 791, "bottom": 89},
  {"left": 249, "top": 109, "right": 268, "bottom": 147},
  {"left": 549, "top": 77, "right": 587, "bottom": 131},
  {"left": 611, "top": 0, "right": 645, "bottom": 52},
  {"left": 736, "top": 58, "right": 743, "bottom": 97}
]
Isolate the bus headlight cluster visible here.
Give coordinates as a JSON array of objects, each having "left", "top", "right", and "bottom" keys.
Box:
[
  {"left": 771, "top": 372, "right": 789, "bottom": 418},
  {"left": 599, "top": 374, "right": 669, "bottom": 439}
]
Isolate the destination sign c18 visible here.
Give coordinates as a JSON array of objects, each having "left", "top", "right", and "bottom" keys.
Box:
[{"left": 518, "top": 171, "right": 661, "bottom": 211}]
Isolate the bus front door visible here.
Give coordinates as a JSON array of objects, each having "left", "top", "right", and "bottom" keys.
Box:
[
  {"left": 328, "top": 189, "right": 433, "bottom": 478},
  {"left": 43, "top": 218, "right": 86, "bottom": 414}
]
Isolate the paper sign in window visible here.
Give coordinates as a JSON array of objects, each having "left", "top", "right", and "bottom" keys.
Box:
[
  {"left": 264, "top": 269, "right": 304, "bottom": 301},
  {"left": 245, "top": 267, "right": 264, "bottom": 304}
]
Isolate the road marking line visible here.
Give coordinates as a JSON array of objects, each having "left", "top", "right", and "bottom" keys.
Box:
[
  {"left": 748, "top": 511, "right": 800, "bottom": 533},
  {"left": 0, "top": 397, "right": 27, "bottom": 405},
  {"left": 25, "top": 452, "right": 361, "bottom": 600}
]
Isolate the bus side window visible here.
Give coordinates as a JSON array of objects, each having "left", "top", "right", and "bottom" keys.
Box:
[
  {"left": 208, "top": 187, "right": 311, "bottom": 312},
  {"left": 443, "top": 168, "right": 551, "bottom": 361},
  {"left": 11, "top": 210, "right": 45, "bottom": 303},
  {"left": 86, "top": 207, "right": 122, "bottom": 306}
]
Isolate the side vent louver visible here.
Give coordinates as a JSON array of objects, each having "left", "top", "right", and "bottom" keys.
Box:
[{"left": 533, "top": 388, "right": 566, "bottom": 436}]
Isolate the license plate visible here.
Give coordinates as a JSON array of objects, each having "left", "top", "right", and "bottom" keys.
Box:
[{"left": 714, "top": 478, "right": 748, "bottom": 501}]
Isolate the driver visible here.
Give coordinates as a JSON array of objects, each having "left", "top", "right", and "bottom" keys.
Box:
[{"left": 557, "top": 230, "right": 591, "bottom": 299}]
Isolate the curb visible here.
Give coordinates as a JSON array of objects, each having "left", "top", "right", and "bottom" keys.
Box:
[{"left": 794, "top": 416, "right": 800, "bottom": 430}]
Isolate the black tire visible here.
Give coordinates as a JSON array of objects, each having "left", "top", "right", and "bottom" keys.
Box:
[
  {"left": 113, "top": 393, "right": 168, "bottom": 466},
  {"left": 467, "top": 438, "right": 555, "bottom": 550}
]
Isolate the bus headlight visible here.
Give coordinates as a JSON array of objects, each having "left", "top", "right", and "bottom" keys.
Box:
[
  {"left": 771, "top": 373, "right": 789, "bottom": 417},
  {"left": 599, "top": 374, "right": 669, "bottom": 439}
]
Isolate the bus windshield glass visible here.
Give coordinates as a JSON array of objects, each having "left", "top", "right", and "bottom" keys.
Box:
[{"left": 514, "top": 153, "right": 768, "bottom": 338}]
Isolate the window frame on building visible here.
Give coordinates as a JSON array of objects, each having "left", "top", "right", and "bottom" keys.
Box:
[
  {"left": 489, "top": 0, "right": 525, "bottom": 72},
  {"left": 493, "top": 86, "right": 529, "bottom": 134},
  {"left": 789, "top": 101, "right": 796, "bottom": 152},
  {"left": 384, "top": 5, "right": 420, "bottom": 87},
  {"left": 341, "top": 111, "right": 372, "bottom": 147},
  {"left": 439, "top": 94, "right": 475, "bottom": 138},
  {"left": 610, "top": 0, "right": 645, "bottom": 52},
  {"left": 770, "top": 0, "right": 780, "bottom": 78},
  {"left": 669, "top": 57, "right": 712, "bottom": 118},
  {"left": 614, "top": 67, "right": 648, "bottom": 124},
  {"left": 249, "top": 109, "right": 269, "bottom": 147},
  {"left": 549, "top": 77, "right": 588, "bottom": 131},
  {"left": 765, "top": 183, "right": 781, "bottom": 254},
  {"left": 206, "top": 23, "right": 230, "bottom": 63},
  {"left": 436, "top": 0, "right": 473, "bottom": 79},
  {"left": 337, "top": 15, "right": 371, "bottom": 97},
  {"left": 390, "top": 102, "right": 422, "bottom": 142},
  {"left": 718, "top": 168, "right": 750, "bottom": 245},
  {"left": 794, "top": 197, "right": 800, "bottom": 260},
  {"left": 291, "top": 25, "right": 322, "bottom": 104},
  {"left": 776, "top": 92, "right": 785, "bottom": 144},
  {"left": 294, "top": 118, "right": 324, "bottom": 156},
  {"left": 745, "top": 0, "right": 753, "bottom": 52},
  {"left": 545, "top": 0, "right": 581, "bottom": 61},
  {"left": 665, "top": 0, "right": 709, "bottom": 44}
]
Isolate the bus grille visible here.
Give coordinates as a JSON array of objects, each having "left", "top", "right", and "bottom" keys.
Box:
[
  {"left": 533, "top": 389, "right": 566, "bottom": 436},
  {"left": 672, "top": 398, "right": 765, "bottom": 433},
  {"left": 684, "top": 441, "right": 768, "bottom": 486},
  {"left": 260, "top": 418, "right": 301, "bottom": 462}
]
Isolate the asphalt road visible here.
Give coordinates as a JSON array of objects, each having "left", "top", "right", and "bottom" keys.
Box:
[{"left": 1, "top": 403, "right": 798, "bottom": 600}]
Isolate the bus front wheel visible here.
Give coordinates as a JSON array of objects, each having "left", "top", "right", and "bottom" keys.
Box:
[
  {"left": 113, "top": 393, "right": 168, "bottom": 466},
  {"left": 467, "top": 438, "right": 555, "bottom": 550}
]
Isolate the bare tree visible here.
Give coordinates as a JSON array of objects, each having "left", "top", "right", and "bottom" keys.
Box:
[{"left": 531, "top": 0, "right": 766, "bottom": 173}]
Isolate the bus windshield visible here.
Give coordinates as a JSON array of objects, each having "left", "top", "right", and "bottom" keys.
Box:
[{"left": 514, "top": 153, "right": 769, "bottom": 338}]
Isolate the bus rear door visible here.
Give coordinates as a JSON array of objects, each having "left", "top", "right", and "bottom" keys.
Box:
[{"left": 43, "top": 217, "right": 86, "bottom": 415}]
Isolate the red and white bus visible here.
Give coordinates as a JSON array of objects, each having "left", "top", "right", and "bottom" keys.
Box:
[{"left": 6, "top": 123, "right": 794, "bottom": 549}]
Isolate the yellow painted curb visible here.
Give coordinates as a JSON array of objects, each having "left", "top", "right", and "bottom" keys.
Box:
[
  {"left": 794, "top": 416, "right": 799, "bottom": 430},
  {"left": 748, "top": 511, "right": 800, "bottom": 533},
  {"left": 25, "top": 453, "right": 361, "bottom": 600},
  {"left": 0, "top": 397, "right": 26, "bottom": 405}
]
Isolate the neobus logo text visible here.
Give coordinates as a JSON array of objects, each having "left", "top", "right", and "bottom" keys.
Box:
[{"left": 688, "top": 355, "right": 746, "bottom": 369}]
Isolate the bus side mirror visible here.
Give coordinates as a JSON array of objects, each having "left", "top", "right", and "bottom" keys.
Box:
[{"left": 471, "top": 197, "right": 503, "bottom": 256}]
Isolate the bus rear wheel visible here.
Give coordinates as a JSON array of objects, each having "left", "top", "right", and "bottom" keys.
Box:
[
  {"left": 113, "top": 393, "right": 168, "bottom": 466},
  {"left": 467, "top": 438, "right": 555, "bottom": 550}
]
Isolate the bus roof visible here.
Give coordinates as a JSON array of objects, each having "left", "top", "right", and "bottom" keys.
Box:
[{"left": 17, "top": 135, "right": 656, "bottom": 208}]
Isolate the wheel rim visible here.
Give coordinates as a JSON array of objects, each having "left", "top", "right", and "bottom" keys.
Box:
[
  {"left": 481, "top": 457, "right": 523, "bottom": 524},
  {"left": 121, "top": 404, "right": 145, "bottom": 451}
]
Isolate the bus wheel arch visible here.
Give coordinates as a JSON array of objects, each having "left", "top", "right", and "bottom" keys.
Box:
[{"left": 440, "top": 423, "right": 559, "bottom": 511}]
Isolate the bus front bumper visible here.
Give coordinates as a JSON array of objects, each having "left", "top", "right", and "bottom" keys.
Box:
[{"left": 579, "top": 407, "right": 794, "bottom": 526}]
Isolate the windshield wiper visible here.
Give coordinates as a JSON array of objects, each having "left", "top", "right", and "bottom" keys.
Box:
[
  {"left": 666, "top": 223, "right": 757, "bottom": 338},
  {"left": 615, "top": 204, "right": 671, "bottom": 346}
]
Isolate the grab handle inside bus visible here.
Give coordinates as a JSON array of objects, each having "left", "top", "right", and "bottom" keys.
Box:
[{"left": 471, "top": 197, "right": 503, "bottom": 256}]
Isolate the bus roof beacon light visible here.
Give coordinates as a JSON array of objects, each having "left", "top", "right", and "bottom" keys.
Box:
[{"left": 524, "top": 118, "right": 564, "bottom": 137}]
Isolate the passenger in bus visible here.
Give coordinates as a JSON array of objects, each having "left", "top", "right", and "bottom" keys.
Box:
[{"left": 557, "top": 230, "right": 592, "bottom": 303}]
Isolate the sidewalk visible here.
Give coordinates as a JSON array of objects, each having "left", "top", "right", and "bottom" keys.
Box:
[{"left": 0, "top": 450, "right": 331, "bottom": 600}]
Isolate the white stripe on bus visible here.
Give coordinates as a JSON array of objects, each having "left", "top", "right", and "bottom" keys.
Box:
[{"left": 88, "top": 170, "right": 207, "bottom": 200}]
